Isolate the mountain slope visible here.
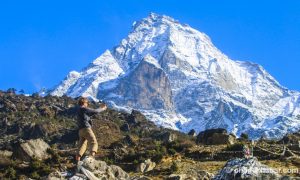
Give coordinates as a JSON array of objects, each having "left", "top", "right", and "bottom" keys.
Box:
[{"left": 51, "top": 13, "right": 300, "bottom": 139}]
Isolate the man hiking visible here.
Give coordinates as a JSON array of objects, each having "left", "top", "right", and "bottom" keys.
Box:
[{"left": 76, "top": 97, "right": 107, "bottom": 161}]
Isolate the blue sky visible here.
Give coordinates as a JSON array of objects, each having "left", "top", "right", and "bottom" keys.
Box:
[{"left": 0, "top": 0, "right": 299, "bottom": 93}]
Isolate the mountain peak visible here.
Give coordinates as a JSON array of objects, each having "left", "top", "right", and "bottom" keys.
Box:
[
  {"left": 132, "top": 12, "right": 191, "bottom": 34},
  {"left": 51, "top": 14, "right": 300, "bottom": 139},
  {"left": 147, "top": 12, "right": 178, "bottom": 23},
  {"left": 117, "top": 13, "right": 225, "bottom": 72}
]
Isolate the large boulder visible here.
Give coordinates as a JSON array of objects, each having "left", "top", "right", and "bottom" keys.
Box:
[
  {"left": 73, "top": 156, "right": 130, "bottom": 180},
  {"left": 214, "top": 157, "right": 280, "bottom": 180},
  {"left": 13, "top": 139, "right": 50, "bottom": 161},
  {"left": 154, "top": 131, "right": 177, "bottom": 143},
  {"left": 196, "top": 128, "right": 236, "bottom": 145}
]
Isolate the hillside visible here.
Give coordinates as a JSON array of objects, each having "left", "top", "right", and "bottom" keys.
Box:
[{"left": 0, "top": 91, "right": 299, "bottom": 179}]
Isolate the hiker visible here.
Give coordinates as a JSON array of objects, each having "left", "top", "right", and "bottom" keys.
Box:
[{"left": 76, "top": 97, "right": 107, "bottom": 161}]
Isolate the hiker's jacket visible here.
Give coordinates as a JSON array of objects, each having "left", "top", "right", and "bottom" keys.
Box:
[{"left": 77, "top": 106, "right": 104, "bottom": 129}]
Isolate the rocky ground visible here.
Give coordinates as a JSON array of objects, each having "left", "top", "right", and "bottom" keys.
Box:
[{"left": 0, "top": 90, "right": 300, "bottom": 179}]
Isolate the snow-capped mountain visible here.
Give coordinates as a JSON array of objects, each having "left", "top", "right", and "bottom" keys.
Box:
[{"left": 51, "top": 13, "right": 300, "bottom": 139}]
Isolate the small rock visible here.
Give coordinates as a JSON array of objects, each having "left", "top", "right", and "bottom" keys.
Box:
[
  {"left": 0, "top": 150, "right": 13, "bottom": 158},
  {"left": 137, "top": 159, "right": 156, "bottom": 173},
  {"left": 137, "top": 162, "right": 147, "bottom": 173}
]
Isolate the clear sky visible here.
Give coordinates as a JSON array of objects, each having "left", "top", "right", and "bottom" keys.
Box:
[{"left": 0, "top": 0, "right": 299, "bottom": 93}]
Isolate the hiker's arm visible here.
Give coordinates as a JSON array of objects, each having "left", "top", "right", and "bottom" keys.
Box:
[{"left": 85, "top": 105, "right": 107, "bottom": 115}]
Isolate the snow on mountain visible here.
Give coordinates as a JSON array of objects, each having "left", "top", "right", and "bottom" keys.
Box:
[
  {"left": 51, "top": 13, "right": 300, "bottom": 139},
  {"left": 51, "top": 50, "right": 123, "bottom": 99}
]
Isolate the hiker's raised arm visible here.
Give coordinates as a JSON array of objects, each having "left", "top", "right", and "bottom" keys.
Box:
[{"left": 85, "top": 104, "right": 107, "bottom": 115}]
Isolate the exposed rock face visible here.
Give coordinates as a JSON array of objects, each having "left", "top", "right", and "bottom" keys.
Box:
[
  {"left": 136, "top": 159, "right": 156, "bottom": 173},
  {"left": 196, "top": 128, "right": 236, "bottom": 145},
  {"left": 214, "top": 157, "right": 280, "bottom": 180},
  {"left": 13, "top": 139, "right": 50, "bottom": 161},
  {"left": 100, "top": 55, "right": 173, "bottom": 111}
]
